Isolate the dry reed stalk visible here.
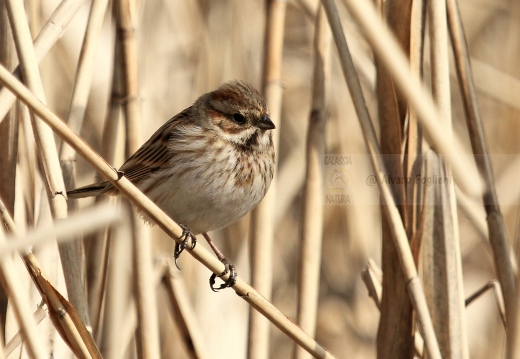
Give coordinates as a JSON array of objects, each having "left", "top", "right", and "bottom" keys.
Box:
[
  {"left": 0, "top": 0, "right": 87, "bottom": 123},
  {"left": 59, "top": 0, "right": 109, "bottom": 334},
  {"left": 361, "top": 259, "right": 382, "bottom": 310},
  {"left": 404, "top": 0, "right": 425, "bottom": 259},
  {"left": 4, "top": 0, "right": 66, "bottom": 215},
  {"left": 0, "top": 0, "right": 16, "bottom": 217},
  {"left": 60, "top": 0, "right": 108, "bottom": 155},
  {"left": 320, "top": 0, "right": 441, "bottom": 357},
  {"left": 0, "top": 230, "right": 47, "bottom": 359},
  {"left": 14, "top": 106, "right": 38, "bottom": 226},
  {"left": 87, "top": 39, "right": 123, "bottom": 341},
  {"left": 22, "top": 251, "right": 100, "bottom": 359},
  {"left": 470, "top": 59, "right": 520, "bottom": 111},
  {"left": 162, "top": 261, "right": 208, "bottom": 359},
  {"left": 248, "top": 0, "right": 287, "bottom": 358},
  {"left": 2, "top": 304, "right": 46, "bottom": 357},
  {"left": 421, "top": 153, "right": 468, "bottom": 359},
  {"left": 362, "top": 259, "right": 430, "bottom": 357},
  {"left": 0, "top": 2, "right": 17, "bottom": 338},
  {"left": 512, "top": 260, "right": 520, "bottom": 356},
  {"left": 113, "top": 0, "right": 161, "bottom": 357},
  {"left": 375, "top": 0, "right": 413, "bottom": 356},
  {"left": 115, "top": 0, "right": 141, "bottom": 158},
  {"left": 0, "top": 200, "right": 119, "bottom": 253},
  {"left": 113, "top": 0, "right": 144, "bottom": 304},
  {"left": 4, "top": 1, "right": 72, "bottom": 355},
  {"left": 2, "top": 205, "right": 96, "bottom": 357},
  {"left": 339, "top": 0, "right": 482, "bottom": 197},
  {"left": 274, "top": 145, "right": 306, "bottom": 224},
  {"left": 294, "top": 6, "right": 331, "bottom": 359},
  {"left": 94, "top": 254, "right": 169, "bottom": 357},
  {"left": 0, "top": 62, "right": 335, "bottom": 359},
  {"left": 99, "top": 204, "right": 133, "bottom": 358},
  {"left": 447, "top": 0, "right": 517, "bottom": 344},
  {"left": 420, "top": 1, "right": 469, "bottom": 357},
  {"left": 0, "top": 200, "right": 122, "bottom": 358},
  {"left": 60, "top": 0, "right": 109, "bottom": 192}
]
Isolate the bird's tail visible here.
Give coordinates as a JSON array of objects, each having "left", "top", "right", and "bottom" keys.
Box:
[{"left": 67, "top": 181, "right": 111, "bottom": 198}]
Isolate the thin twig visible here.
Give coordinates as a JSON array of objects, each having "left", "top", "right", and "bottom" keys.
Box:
[{"left": 465, "top": 281, "right": 506, "bottom": 326}]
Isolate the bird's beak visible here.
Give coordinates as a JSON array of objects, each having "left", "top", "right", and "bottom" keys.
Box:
[{"left": 257, "top": 115, "right": 276, "bottom": 130}]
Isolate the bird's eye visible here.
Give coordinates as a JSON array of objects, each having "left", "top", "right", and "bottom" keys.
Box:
[{"left": 232, "top": 113, "right": 246, "bottom": 124}]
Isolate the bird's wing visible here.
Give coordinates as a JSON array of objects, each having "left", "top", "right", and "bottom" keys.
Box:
[
  {"left": 68, "top": 107, "right": 192, "bottom": 198},
  {"left": 118, "top": 107, "right": 192, "bottom": 184}
]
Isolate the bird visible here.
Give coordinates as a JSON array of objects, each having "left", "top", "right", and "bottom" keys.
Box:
[{"left": 68, "top": 81, "right": 276, "bottom": 290}]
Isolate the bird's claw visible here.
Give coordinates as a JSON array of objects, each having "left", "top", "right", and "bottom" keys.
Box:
[
  {"left": 209, "top": 257, "right": 237, "bottom": 292},
  {"left": 174, "top": 225, "right": 196, "bottom": 270}
]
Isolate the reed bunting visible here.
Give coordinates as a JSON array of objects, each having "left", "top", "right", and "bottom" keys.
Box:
[{"left": 68, "top": 81, "right": 276, "bottom": 290}]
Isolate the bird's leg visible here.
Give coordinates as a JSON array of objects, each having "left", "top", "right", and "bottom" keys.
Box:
[
  {"left": 203, "top": 232, "right": 237, "bottom": 291},
  {"left": 174, "top": 225, "right": 196, "bottom": 270}
]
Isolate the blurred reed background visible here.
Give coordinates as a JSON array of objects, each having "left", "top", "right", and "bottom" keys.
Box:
[{"left": 1, "top": 0, "right": 520, "bottom": 358}]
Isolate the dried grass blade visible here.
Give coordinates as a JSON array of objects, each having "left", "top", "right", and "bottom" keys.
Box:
[
  {"left": 421, "top": 153, "right": 468, "bottom": 358},
  {"left": 23, "top": 253, "right": 101, "bottom": 359}
]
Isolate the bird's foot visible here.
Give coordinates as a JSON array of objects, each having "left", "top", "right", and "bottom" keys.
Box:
[
  {"left": 209, "top": 257, "right": 237, "bottom": 292},
  {"left": 174, "top": 225, "right": 196, "bottom": 270}
]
